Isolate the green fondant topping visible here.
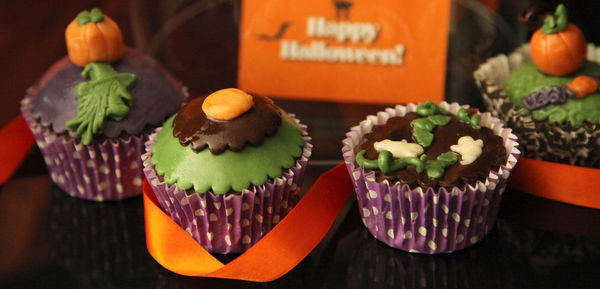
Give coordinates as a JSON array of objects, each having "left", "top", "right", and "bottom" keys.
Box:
[
  {"left": 425, "top": 152, "right": 458, "bottom": 179},
  {"left": 412, "top": 128, "right": 434, "bottom": 147},
  {"left": 66, "top": 62, "right": 135, "bottom": 145},
  {"left": 356, "top": 150, "right": 425, "bottom": 174},
  {"left": 505, "top": 62, "right": 600, "bottom": 126},
  {"left": 541, "top": 4, "right": 568, "bottom": 35},
  {"left": 151, "top": 114, "right": 305, "bottom": 195},
  {"left": 77, "top": 8, "right": 105, "bottom": 26}
]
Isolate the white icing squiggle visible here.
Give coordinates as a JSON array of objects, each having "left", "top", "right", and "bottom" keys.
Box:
[
  {"left": 450, "top": 136, "right": 484, "bottom": 165},
  {"left": 374, "top": 139, "right": 424, "bottom": 159}
]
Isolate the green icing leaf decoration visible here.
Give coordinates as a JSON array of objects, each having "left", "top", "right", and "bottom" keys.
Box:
[
  {"left": 413, "top": 128, "right": 434, "bottom": 147},
  {"left": 470, "top": 114, "right": 481, "bottom": 129},
  {"left": 151, "top": 114, "right": 305, "bottom": 195},
  {"left": 425, "top": 151, "right": 458, "bottom": 179},
  {"left": 356, "top": 149, "right": 458, "bottom": 179},
  {"left": 411, "top": 118, "right": 435, "bottom": 131},
  {"left": 77, "top": 8, "right": 105, "bottom": 26},
  {"left": 416, "top": 101, "right": 447, "bottom": 117},
  {"left": 65, "top": 62, "right": 135, "bottom": 145},
  {"left": 356, "top": 150, "right": 425, "bottom": 174},
  {"left": 457, "top": 108, "right": 481, "bottom": 129},
  {"left": 427, "top": 115, "right": 451, "bottom": 126},
  {"left": 457, "top": 108, "right": 470, "bottom": 122},
  {"left": 541, "top": 4, "right": 568, "bottom": 34}
]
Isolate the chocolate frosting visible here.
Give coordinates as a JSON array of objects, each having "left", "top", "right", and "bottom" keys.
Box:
[
  {"left": 28, "top": 47, "right": 187, "bottom": 138},
  {"left": 173, "top": 94, "right": 282, "bottom": 154},
  {"left": 356, "top": 112, "right": 506, "bottom": 189}
]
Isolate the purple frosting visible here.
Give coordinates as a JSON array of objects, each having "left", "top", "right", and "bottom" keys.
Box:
[{"left": 28, "top": 47, "right": 187, "bottom": 138}]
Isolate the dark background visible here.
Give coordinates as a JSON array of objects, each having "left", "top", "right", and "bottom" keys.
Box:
[{"left": 1, "top": 1, "right": 600, "bottom": 288}]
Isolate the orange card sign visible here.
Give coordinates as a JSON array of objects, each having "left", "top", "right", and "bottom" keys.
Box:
[{"left": 238, "top": 0, "right": 451, "bottom": 104}]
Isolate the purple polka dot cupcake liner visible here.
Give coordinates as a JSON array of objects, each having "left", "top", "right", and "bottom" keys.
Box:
[
  {"left": 342, "top": 102, "right": 520, "bottom": 254},
  {"left": 21, "top": 96, "right": 147, "bottom": 201},
  {"left": 142, "top": 116, "right": 312, "bottom": 253}
]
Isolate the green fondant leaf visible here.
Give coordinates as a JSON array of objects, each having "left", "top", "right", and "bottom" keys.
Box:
[
  {"left": 413, "top": 128, "right": 434, "bottom": 148},
  {"left": 77, "top": 11, "right": 91, "bottom": 26},
  {"left": 541, "top": 4, "right": 568, "bottom": 34},
  {"left": 437, "top": 151, "right": 458, "bottom": 165},
  {"left": 470, "top": 114, "right": 481, "bottom": 129},
  {"left": 425, "top": 151, "right": 458, "bottom": 179},
  {"left": 90, "top": 8, "right": 104, "bottom": 23},
  {"left": 416, "top": 101, "right": 440, "bottom": 117},
  {"left": 427, "top": 115, "right": 451, "bottom": 126},
  {"left": 457, "top": 108, "right": 470, "bottom": 123},
  {"left": 76, "top": 8, "right": 104, "bottom": 26},
  {"left": 66, "top": 62, "right": 135, "bottom": 145},
  {"left": 411, "top": 118, "right": 435, "bottom": 131},
  {"left": 425, "top": 161, "right": 445, "bottom": 179},
  {"left": 152, "top": 115, "right": 305, "bottom": 195}
]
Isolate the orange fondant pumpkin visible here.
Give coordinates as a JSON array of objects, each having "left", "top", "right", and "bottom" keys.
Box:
[
  {"left": 530, "top": 4, "right": 586, "bottom": 76},
  {"left": 65, "top": 8, "right": 124, "bottom": 67}
]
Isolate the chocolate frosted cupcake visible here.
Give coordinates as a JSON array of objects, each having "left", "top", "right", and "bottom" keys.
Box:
[
  {"left": 21, "top": 8, "right": 187, "bottom": 200},
  {"left": 142, "top": 88, "right": 312, "bottom": 253},
  {"left": 474, "top": 4, "right": 600, "bottom": 168},
  {"left": 342, "top": 101, "right": 519, "bottom": 254}
]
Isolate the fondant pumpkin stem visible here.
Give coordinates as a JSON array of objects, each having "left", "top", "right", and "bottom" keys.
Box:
[{"left": 541, "top": 4, "right": 568, "bottom": 34}]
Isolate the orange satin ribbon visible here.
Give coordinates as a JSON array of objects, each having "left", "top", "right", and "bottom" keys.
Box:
[
  {"left": 0, "top": 115, "right": 35, "bottom": 185},
  {"left": 508, "top": 157, "right": 600, "bottom": 209},
  {"left": 143, "top": 163, "right": 354, "bottom": 282}
]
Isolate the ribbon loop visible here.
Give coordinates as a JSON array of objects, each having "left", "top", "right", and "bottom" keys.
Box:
[
  {"left": 508, "top": 157, "right": 600, "bottom": 209},
  {"left": 143, "top": 163, "right": 354, "bottom": 282},
  {"left": 0, "top": 115, "right": 36, "bottom": 185}
]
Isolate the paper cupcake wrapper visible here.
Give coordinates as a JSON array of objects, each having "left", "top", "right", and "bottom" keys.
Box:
[
  {"left": 142, "top": 115, "right": 312, "bottom": 253},
  {"left": 21, "top": 96, "right": 146, "bottom": 201},
  {"left": 342, "top": 102, "right": 520, "bottom": 254},
  {"left": 474, "top": 43, "right": 600, "bottom": 167}
]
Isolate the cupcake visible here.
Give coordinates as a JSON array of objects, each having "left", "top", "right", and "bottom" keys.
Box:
[
  {"left": 142, "top": 88, "right": 312, "bottom": 253},
  {"left": 342, "top": 101, "right": 520, "bottom": 254},
  {"left": 21, "top": 8, "right": 187, "bottom": 200},
  {"left": 474, "top": 4, "right": 600, "bottom": 168}
]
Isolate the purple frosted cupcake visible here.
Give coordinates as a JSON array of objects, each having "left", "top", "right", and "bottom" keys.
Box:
[
  {"left": 142, "top": 88, "right": 312, "bottom": 253},
  {"left": 342, "top": 101, "right": 520, "bottom": 254},
  {"left": 20, "top": 8, "right": 187, "bottom": 201}
]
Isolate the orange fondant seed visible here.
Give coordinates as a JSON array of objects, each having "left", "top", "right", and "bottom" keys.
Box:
[
  {"left": 202, "top": 88, "right": 254, "bottom": 120},
  {"left": 566, "top": 76, "right": 598, "bottom": 98}
]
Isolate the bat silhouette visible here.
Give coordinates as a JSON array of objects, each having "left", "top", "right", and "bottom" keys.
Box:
[
  {"left": 334, "top": 0, "right": 353, "bottom": 20},
  {"left": 258, "top": 21, "right": 292, "bottom": 40}
]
